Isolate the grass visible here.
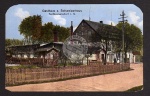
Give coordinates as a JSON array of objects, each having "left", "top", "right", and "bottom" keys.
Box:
[
  {"left": 57, "top": 63, "right": 82, "bottom": 67},
  {"left": 5, "top": 63, "right": 83, "bottom": 69},
  {"left": 6, "top": 65, "right": 39, "bottom": 69},
  {"left": 125, "top": 85, "right": 143, "bottom": 92}
]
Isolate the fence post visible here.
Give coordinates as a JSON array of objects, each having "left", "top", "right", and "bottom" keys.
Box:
[
  {"left": 6, "top": 69, "right": 8, "bottom": 85},
  {"left": 24, "top": 68, "right": 27, "bottom": 83}
]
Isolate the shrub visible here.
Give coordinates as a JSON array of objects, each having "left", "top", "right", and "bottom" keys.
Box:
[
  {"left": 5, "top": 65, "right": 39, "bottom": 69},
  {"left": 126, "top": 85, "right": 143, "bottom": 92}
]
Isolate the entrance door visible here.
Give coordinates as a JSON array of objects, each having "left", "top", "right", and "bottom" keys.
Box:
[{"left": 101, "top": 54, "right": 104, "bottom": 63}]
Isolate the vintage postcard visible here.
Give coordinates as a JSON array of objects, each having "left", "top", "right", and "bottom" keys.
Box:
[{"left": 5, "top": 4, "right": 143, "bottom": 92}]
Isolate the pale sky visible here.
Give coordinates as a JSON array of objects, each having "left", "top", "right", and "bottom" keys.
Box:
[{"left": 6, "top": 4, "right": 143, "bottom": 40}]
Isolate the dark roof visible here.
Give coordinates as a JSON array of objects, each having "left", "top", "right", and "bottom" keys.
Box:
[
  {"left": 87, "top": 46, "right": 101, "bottom": 54},
  {"left": 83, "top": 20, "right": 121, "bottom": 40},
  {"left": 35, "top": 42, "right": 63, "bottom": 52},
  {"left": 36, "top": 47, "right": 60, "bottom": 52},
  {"left": 8, "top": 44, "right": 40, "bottom": 53},
  {"left": 8, "top": 44, "right": 40, "bottom": 48},
  {"left": 84, "top": 20, "right": 106, "bottom": 32},
  {"left": 84, "top": 20, "right": 120, "bottom": 32},
  {"left": 132, "top": 51, "right": 141, "bottom": 55}
]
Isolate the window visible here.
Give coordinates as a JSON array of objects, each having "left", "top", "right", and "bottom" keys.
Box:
[
  {"left": 50, "top": 54, "right": 53, "bottom": 59},
  {"left": 81, "top": 31, "right": 84, "bottom": 35},
  {"left": 88, "top": 30, "right": 91, "bottom": 36},
  {"left": 78, "top": 31, "right": 82, "bottom": 35}
]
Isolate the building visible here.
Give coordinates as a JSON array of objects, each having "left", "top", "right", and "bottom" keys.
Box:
[
  {"left": 73, "top": 19, "right": 120, "bottom": 64},
  {"left": 6, "top": 44, "right": 40, "bottom": 58},
  {"left": 6, "top": 19, "right": 140, "bottom": 66}
]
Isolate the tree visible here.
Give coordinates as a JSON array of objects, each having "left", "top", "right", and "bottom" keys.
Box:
[
  {"left": 19, "top": 15, "right": 70, "bottom": 43},
  {"left": 116, "top": 22, "right": 143, "bottom": 63},
  {"left": 40, "top": 22, "right": 54, "bottom": 43},
  {"left": 5, "top": 39, "right": 24, "bottom": 47},
  {"left": 53, "top": 25, "right": 70, "bottom": 42},
  {"left": 19, "top": 15, "right": 42, "bottom": 44},
  {"left": 97, "top": 25, "right": 121, "bottom": 65},
  {"left": 59, "top": 27, "right": 70, "bottom": 42}
]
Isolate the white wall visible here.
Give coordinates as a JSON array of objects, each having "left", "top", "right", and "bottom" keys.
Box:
[
  {"left": 17, "top": 54, "right": 21, "bottom": 58},
  {"left": 126, "top": 52, "right": 135, "bottom": 63},
  {"left": 23, "top": 54, "right": 28, "bottom": 58},
  {"left": 107, "top": 54, "right": 114, "bottom": 63},
  {"left": 89, "top": 54, "right": 97, "bottom": 60},
  {"left": 30, "top": 54, "right": 34, "bottom": 58},
  {"left": 118, "top": 52, "right": 135, "bottom": 63}
]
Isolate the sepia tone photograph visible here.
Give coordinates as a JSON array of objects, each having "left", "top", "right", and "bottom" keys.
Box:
[{"left": 5, "top": 4, "right": 143, "bottom": 92}]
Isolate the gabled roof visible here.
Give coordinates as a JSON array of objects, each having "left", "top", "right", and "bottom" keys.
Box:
[
  {"left": 83, "top": 20, "right": 106, "bottom": 32},
  {"left": 35, "top": 42, "right": 63, "bottom": 52},
  {"left": 83, "top": 20, "right": 120, "bottom": 33},
  {"left": 74, "top": 19, "right": 121, "bottom": 37},
  {"left": 39, "top": 42, "right": 63, "bottom": 48},
  {"left": 8, "top": 44, "right": 40, "bottom": 53},
  {"left": 83, "top": 20, "right": 121, "bottom": 40},
  {"left": 36, "top": 47, "right": 60, "bottom": 52}
]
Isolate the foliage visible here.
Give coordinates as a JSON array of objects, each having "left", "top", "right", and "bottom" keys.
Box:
[
  {"left": 100, "top": 25, "right": 121, "bottom": 41},
  {"left": 53, "top": 25, "right": 70, "bottom": 42},
  {"left": 125, "top": 85, "right": 143, "bottom": 92},
  {"left": 6, "top": 65, "right": 39, "bottom": 69},
  {"left": 97, "top": 25, "right": 121, "bottom": 64},
  {"left": 19, "top": 15, "right": 42, "bottom": 43},
  {"left": 40, "top": 22, "right": 54, "bottom": 43},
  {"left": 5, "top": 39, "right": 24, "bottom": 47},
  {"left": 116, "top": 22, "right": 143, "bottom": 62},
  {"left": 19, "top": 15, "right": 70, "bottom": 43},
  {"left": 116, "top": 22, "right": 143, "bottom": 52}
]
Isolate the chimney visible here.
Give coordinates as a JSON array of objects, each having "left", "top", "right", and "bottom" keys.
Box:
[
  {"left": 53, "top": 31, "right": 58, "bottom": 42},
  {"left": 100, "top": 21, "right": 103, "bottom": 24},
  {"left": 71, "top": 21, "right": 73, "bottom": 36}
]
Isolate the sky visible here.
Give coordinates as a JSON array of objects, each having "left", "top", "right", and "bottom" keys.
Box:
[{"left": 6, "top": 4, "right": 143, "bottom": 40}]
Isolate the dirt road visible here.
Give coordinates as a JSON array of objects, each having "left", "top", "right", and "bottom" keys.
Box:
[{"left": 6, "top": 64, "right": 143, "bottom": 92}]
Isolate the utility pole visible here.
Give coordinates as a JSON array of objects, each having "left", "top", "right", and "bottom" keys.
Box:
[{"left": 119, "top": 10, "right": 127, "bottom": 64}]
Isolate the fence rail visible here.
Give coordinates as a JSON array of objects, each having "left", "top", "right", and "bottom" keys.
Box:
[{"left": 5, "top": 64, "right": 130, "bottom": 86}]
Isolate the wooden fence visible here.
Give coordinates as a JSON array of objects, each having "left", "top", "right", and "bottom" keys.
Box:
[{"left": 5, "top": 64, "right": 130, "bottom": 86}]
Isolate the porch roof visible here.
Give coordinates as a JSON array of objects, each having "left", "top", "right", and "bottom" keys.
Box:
[{"left": 132, "top": 51, "right": 141, "bottom": 55}]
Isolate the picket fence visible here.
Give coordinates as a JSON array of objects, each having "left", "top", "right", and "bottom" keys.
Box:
[{"left": 5, "top": 64, "right": 130, "bottom": 86}]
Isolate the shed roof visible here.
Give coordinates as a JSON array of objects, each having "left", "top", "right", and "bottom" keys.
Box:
[
  {"left": 35, "top": 42, "right": 63, "bottom": 52},
  {"left": 132, "top": 51, "right": 141, "bottom": 55}
]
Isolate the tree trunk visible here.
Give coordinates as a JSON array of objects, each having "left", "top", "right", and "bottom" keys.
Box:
[
  {"left": 63, "top": 58, "right": 67, "bottom": 67},
  {"left": 42, "top": 52, "right": 46, "bottom": 67},
  {"left": 104, "top": 40, "right": 108, "bottom": 65},
  {"left": 87, "top": 57, "right": 89, "bottom": 65},
  {"left": 104, "top": 51, "right": 107, "bottom": 65}
]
